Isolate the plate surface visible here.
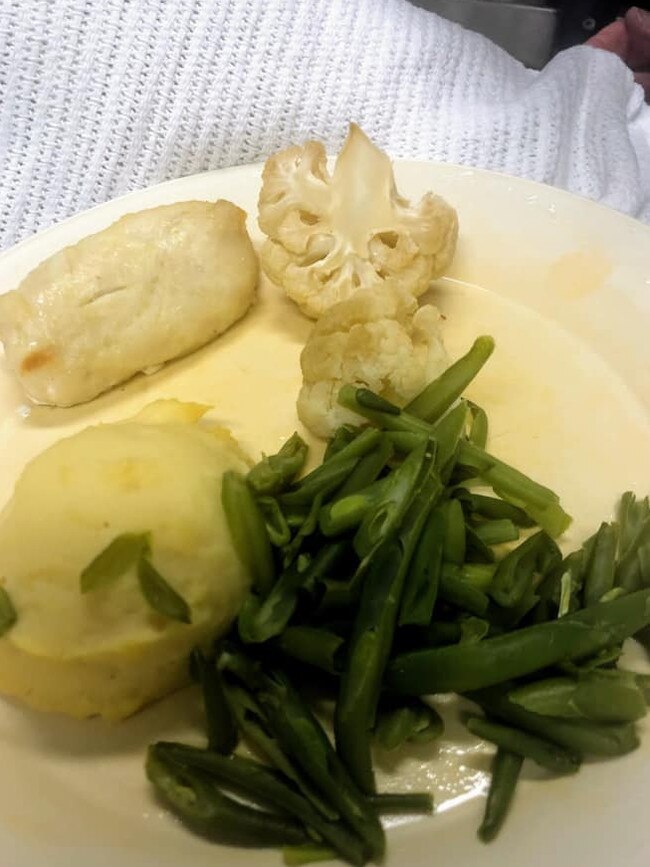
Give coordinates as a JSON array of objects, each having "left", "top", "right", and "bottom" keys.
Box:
[{"left": 0, "top": 161, "right": 649, "bottom": 867}]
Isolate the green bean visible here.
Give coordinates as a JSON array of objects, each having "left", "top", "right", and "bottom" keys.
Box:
[
  {"left": 284, "top": 492, "right": 330, "bottom": 567},
  {"left": 583, "top": 522, "right": 617, "bottom": 606},
  {"left": 319, "top": 479, "right": 389, "bottom": 537},
  {"left": 153, "top": 745, "right": 365, "bottom": 866},
  {"left": 559, "top": 644, "right": 622, "bottom": 675},
  {"left": 257, "top": 668, "right": 385, "bottom": 861},
  {"left": 488, "top": 584, "right": 541, "bottom": 630},
  {"left": 314, "top": 579, "right": 356, "bottom": 615},
  {"left": 533, "top": 548, "right": 582, "bottom": 624},
  {"left": 538, "top": 549, "right": 583, "bottom": 620},
  {"left": 355, "top": 389, "right": 401, "bottom": 415},
  {"left": 354, "top": 441, "right": 428, "bottom": 558},
  {"left": 405, "top": 336, "right": 495, "bottom": 422},
  {"left": 386, "top": 589, "right": 650, "bottom": 695},
  {"left": 146, "top": 747, "right": 306, "bottom": 846},
  {"left": 222, "top": 680, "right": 337, "bottom": 821},
  {"left": 299, "top": 542, "right": 350, "bottom": 594},
  {"left": 255, "top": 497, "right": 291, "bottom": 547},
  {"left": 336, "top": 542, "right": 403, "bottom": 794},
  {"left": 241, "top": 538, "right": 349, "bottom": 643},
  {"left": 468, "top": 401, "right": 489, "bottom": 449},
  {"left": 338, "top": 385, "right": 432, "bottom": 437},
  {"left": 280, "top": 458, "right": 359, "bottom": 508},
  {"left": 638, "top": 544, "right": 650, "bottom": 585},
  {"left": 471, "top": 688, "right": 640, "bottom": 756},
  {"left": 399, "top": 505, "right": 445, "bottom": 626},
  {"left": 275, "top": 627, "right": 345, "bottom": 675},
  {"left": 616, "top": 517, "right": 650, "bottom": 591},
  {"left": 248, "top": 433, "right": 308, "bottom": 496},
  {"left": 190, "top": 649, "right": 238, "bottom": 754},
  {"left": 455, "top": 490, "right": 535, "bottom": 527},
  {"left": 508, "top": 678, "right": 582, "bottom": 718},
  {"left": 222, "top": 471, "right": 275, "bottom": 596},
  {"left": 464, "top": 525, "right": 496, "bottom": 564},
  {"left": 236, "top": 593, "right": 264, "bottom": 643},
  {"left": 337, "top": 457, "right": 443, "bottom": 792},
  {"left": 237, "top": 577, "right": 300, "bottom": 644},
  {"left": 456, "top": 563, "right": 497, "bottom": 590},
  {"left": 618, "top": 491, "right": 650, "bottom": 556},
  {"left": 283, "top": 844, "right": 338, "bottom": 865},
  {"left": 635, "top": 672, "right": 650, "bottom": 703},
  {"left": 456, "top": 441, "right": 572, "bottom": 538},
  {"left": 439, "top": 568, "right": 490, "bottom": 616},
  {"left": 564, "top": 669, "right": 644, "bottom": 720},
  {"left": 443, "top": 498, "right": 466, "bottom": 565},
  {"left": 460, "top": 616, "right": 490, "bottom": 644},
  {"left": 430, "top": 401, "right": 469, "bottom": 476},
  {"left": 489, "top": 531, "right": 561, "bottom": 609},
  {"left": 466, "top": 716, "right": 581, "bottom": 773},
  {"left": 324, "top": 425, "right": 364, "bottom": 461},
  {"left": 478, "top": 749, "right": 522, "bottom": 843},
  {"left": 556, "top": 571, "right": 573, "bottom": 618},
  {"left": 285, "top": 505, "right": 310, "bottom": 529},
  {"left": 336, "top": 436, "right": 393, "bottom": 498},
  {"left": 375, "top": 700, "right": 443, "bottom": 750},
  {"left": 575, "top": 530, "right": 596, "bottom": 579},
  {"left": 600, "top": 585, "right": 627, "bottom": 604},
  {"left": 508, "top": 672, "right": 647, "bottom": 723},
  {"left": 385, "top": 430, "right": 428, "bottom": 453},
  {"left": 369, "top": 793, "right": 434, "bottom": 815},
  {"left": 474, "top": 519, "right": 519, "bottom": 547}
]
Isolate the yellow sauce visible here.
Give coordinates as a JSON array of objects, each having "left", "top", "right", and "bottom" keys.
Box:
[{"left": 547, "top": 249, "right": 612, "bottom": 300}]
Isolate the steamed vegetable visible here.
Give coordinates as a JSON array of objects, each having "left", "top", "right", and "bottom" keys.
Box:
[
  {"left": 298, "top": 285, "right": 449, "bottom": 438},
  {"left": 146, "top": 747, "right": 307, "bottom": 847},
  {"left": 143, "top": 333, "right": 650, "bottom": 865},
  {"left": 222, "top": 470, "right": 275, "bottom": 595},
  {"left": 387, "top": 590, "right": 650, "bottom": 695},
  {"left": 258, "top": 123, "right": 458, "bottom": 320},
  {"left": 478, "top": 750, "right": 522, "bottom": 842},
  {"left": 465, "top": 716, "right": 581, "bottom": 773},
  {"left": 405, "top": 335, "right": 495, "bottom": 422}
]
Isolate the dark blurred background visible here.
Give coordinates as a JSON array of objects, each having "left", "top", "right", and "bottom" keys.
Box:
[{"left": 412, "top": 1, "right": 650, "bottom": 68}]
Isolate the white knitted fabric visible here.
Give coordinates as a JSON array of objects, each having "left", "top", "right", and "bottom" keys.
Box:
[{"left": 1, "top": 0, "right": 649, "bottom": 251}]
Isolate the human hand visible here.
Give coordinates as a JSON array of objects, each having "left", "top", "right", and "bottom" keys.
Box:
[{"left": 587, "top": 7, "right": 650, "bottom": 99}]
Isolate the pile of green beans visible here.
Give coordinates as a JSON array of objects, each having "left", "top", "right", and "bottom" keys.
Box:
[{"left": 145, "top": 336, "right": 650, "bottom": 864}]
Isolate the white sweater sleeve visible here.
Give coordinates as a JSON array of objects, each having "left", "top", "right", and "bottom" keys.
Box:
[{"left": 0, "top": 0, "right": 648, "bottom": 249}]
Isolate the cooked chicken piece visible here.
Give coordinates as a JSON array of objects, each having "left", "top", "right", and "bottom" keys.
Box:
[{"left": 0, "top": 200, "right": 258, "bottom": 406}]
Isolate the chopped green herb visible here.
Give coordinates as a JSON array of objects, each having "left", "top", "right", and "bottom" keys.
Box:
[
  {"left": 138, "top": 556, "right": 191, "bottom": 623},
  {"left": 0, "top": 586, "right": 17, "bottom": 636},
  {"left": 80, "top": 532, "right": 150, "bottom": 593}
]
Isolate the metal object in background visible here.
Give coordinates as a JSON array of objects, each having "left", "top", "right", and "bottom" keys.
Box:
[
  {"left": 553, "top": 1, "right": 629, "bottom": 52},
  {"left": 411, "top": 1, "right": 635, "bottom": 69},
  {"left": 412, "top": 0, "right": 558, "bottom": 69}
]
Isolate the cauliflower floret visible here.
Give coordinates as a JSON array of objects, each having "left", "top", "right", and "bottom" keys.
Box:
[
  {"left": 258, "top": 124, "right": 459, "bottom": 319},
  {"left": 297, "top": 284, "right": 449, "bottom": 438}
]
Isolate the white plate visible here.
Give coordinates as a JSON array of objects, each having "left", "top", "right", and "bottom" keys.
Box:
[{"left": 0, "top": 162, "right": 649, "bottom": 867}]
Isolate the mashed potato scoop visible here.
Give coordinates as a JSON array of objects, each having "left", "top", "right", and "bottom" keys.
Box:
[
  {"left": 0, "top": 400, "right": 250, "bottom": 720},
  {"left": 0, "top": 200, "right": 259, "bottom": 407}
]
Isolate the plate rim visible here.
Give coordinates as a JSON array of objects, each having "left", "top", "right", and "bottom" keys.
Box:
[{"left": 2, "top": 158, "right": 648, "bottom": 268}]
